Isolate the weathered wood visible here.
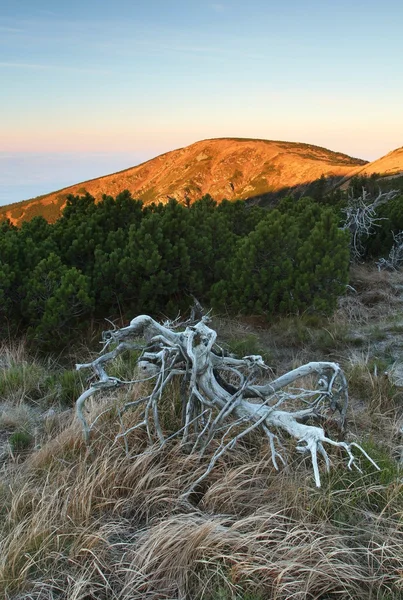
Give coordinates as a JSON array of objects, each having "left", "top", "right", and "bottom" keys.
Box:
[{"left": 76, "top": 314, "right": 379, "bottom": 488}]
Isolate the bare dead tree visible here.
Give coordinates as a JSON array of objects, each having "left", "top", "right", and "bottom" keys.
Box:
[
  {"left": 74, "top": 313, "right": 380, "bottom": 490},
  {"left": 342, "top": 188, "right": 399, "bottom": 262},
  {"left": 376, "top": 231, "right": 403, "bottom": 271}
]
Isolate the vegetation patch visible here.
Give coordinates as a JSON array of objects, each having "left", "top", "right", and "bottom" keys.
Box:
[{"left": 1, "top": 175, "right": 403, "bottom": 598}]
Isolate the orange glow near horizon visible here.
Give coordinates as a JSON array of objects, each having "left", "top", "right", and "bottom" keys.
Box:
[{"left": 1, "top": 124, "right": 400, "bottom": 163}]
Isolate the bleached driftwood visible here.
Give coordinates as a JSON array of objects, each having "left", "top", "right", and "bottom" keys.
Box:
[
  {"left": 343, "top": 188, "right": 399, "bottom": 262},
  {"left": 75, "top": 313, "right": 379, "bottom": 488},
  {"left": 376, "top": 231, "right": 403, "bottom": 271}
]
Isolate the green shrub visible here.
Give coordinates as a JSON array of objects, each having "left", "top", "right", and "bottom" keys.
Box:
[
  {"left": 212, "top": 200, "right": 349, "bottom": 317},
  {"left": 9, "top": 430, "right": 33, "bottom": 452},
  {"left": 0, "top": 192, "right": 351, "bottom": 346}
]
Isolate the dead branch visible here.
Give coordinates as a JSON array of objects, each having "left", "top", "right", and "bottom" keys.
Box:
[
  {"left": 376, "top": 231, "right": 403, "bottom": 271},
  {"left": 75, "top": 314, "right": 379, "bottom": 488},
  {"left": 342, "top": 188, "right": 399, "bottom": 262}
]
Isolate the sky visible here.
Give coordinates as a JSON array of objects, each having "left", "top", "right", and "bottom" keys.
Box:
[{"left": 1, "top": 0, "right": 403, "bottom": 205}]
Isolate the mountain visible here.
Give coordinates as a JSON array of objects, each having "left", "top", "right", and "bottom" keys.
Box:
[
  {"left": 337, "top": 146, "right": 403, "bottom": 191},
  {"left": 351, "top": 146, "right": 403, "bottom": 178},
  {"left": 0, "top": 138, "right": 367, "bottom": 225}
]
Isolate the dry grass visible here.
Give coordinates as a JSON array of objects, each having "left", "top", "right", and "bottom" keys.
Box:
[
  {"left": 2, "top": 268, "right": 403, "bottom": 599},
  {"left": 336, "top": 264, "right": 403, "bottom": 326},
  {"left": 0, "top": 384, "right": 402, "bottom": 600},
  {"left": 346, "top": 351, "right": 398, "bottom": 411}
]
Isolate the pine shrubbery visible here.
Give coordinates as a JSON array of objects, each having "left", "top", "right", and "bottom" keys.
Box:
[{"left": 0, "top": 192, "right": 350, "bottom": 348}]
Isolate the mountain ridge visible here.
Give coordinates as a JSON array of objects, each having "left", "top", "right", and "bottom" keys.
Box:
[
  {"left": 0, "top": 137, "right": 372, "bottom": 225},
  {"left": 346, "top": 146, "right": 403, "bottom": 179}
]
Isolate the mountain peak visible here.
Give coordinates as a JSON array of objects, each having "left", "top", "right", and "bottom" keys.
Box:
[{"left": 0, "top": 137, "right": 367, "bottom": 225}]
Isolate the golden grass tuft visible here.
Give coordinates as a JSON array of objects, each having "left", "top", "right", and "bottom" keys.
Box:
[
  {"left": 0, "top": 380, "right": 402, "bottom": 600},
  {"left": 2, "top": 280, "right": 403, "bottom": 600}
]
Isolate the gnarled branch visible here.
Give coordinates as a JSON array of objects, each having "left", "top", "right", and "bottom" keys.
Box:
[
  {"left": 342, "top": 188, "right": 399, "bottom": 262},
  {"left": 75, "top": 314, "right": 379, "bottom": 488}
]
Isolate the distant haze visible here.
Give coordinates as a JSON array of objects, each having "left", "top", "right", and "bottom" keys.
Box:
[
  {"left": 1, "top": 0, "right": 403, "bottom": 203},
  {"left": 0, "top": 152, "right": 152, "bottom": 206}
]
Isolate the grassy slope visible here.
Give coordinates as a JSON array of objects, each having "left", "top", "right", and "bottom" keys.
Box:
[
  {"left": 0, "top": 265, "right": 402, "bottom": 600},
  {"left": 350, "top": 146, "right": 403, "bottom": 179}
]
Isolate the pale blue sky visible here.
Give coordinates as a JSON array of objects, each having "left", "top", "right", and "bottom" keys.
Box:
[{"left": 1, "top": 0, "right": 403, "bottom": 204}]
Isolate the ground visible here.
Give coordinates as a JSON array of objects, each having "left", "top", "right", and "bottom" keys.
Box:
[{"left": 0, "top": 264, "right": 402, "bottom": 599}]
